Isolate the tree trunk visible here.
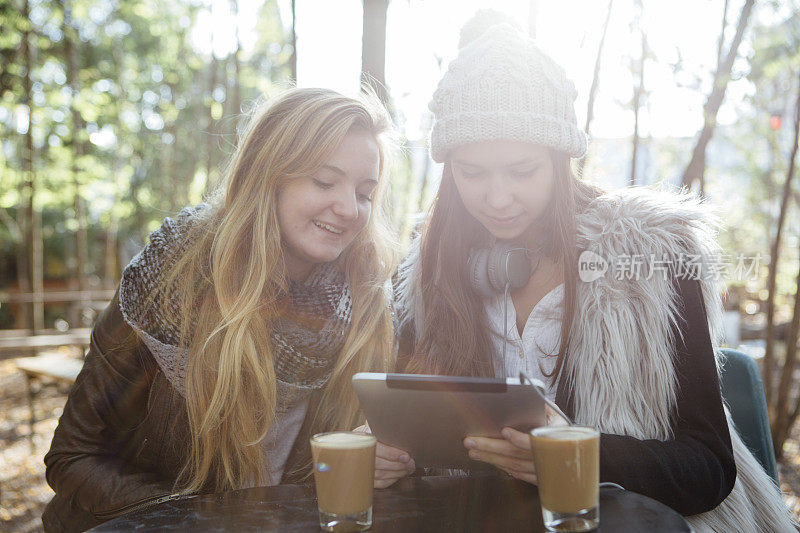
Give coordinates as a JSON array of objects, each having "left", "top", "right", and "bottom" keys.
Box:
[
  {"left": 715, "top": 0, "right": 730, "bottom": 74},
  {"left": 786, "top": 377, "right": 800, "bottom": 449},
  {"left": 62, "top": 0, "right": 89, "bottom": 326},
  {"left": 630, "top": 121, "right": 640, "bottom": 186},
  {"left": 360, "top": 0, "right": 389, "bottom": 105},
  {"left": 763, "top": 68, "right": 800, "bottom": 415},
  {"left": 680, "top": 0, "right": 754, "bottom": 189},
  {"left": 21, "top": 0, "right": 43, "bottom": 333},
  {"left": 230, "top": 0, "right": 242, "bottom": 123},
  {"left": 774, "top": 239, "right": 800, "bottom": 458},
  {"left": 104, "top": 32, "right": 125, "bottom": 288},
  {"left": 417, "top": 147, "right": 432, "bottom": 214},
  {"left": 769, "top": 69, "right": 800, "bottom": 457},
  {"left": 630, "top": 29, "right": 645, "bottom": 187},
  {"left": 104, "top": 222, "right": 119, "bottom": 287},
  {"left": 205, "top": 53, "right": 219, "bottom": 195},
  {"left": 163, "top": 26, "right": 187, "bottom": 210},
  {"left": 15, "top": 180, "right": 30, "bottom": 330},
  {"left": 14, "top": 38, "right": 30, "bottom": 329},
  {"left": 5, "top": 12, "right": 27, "bottom": 327},
  {"left": 577, "top": 0, "right": 614, "bottom": 176},
  {"left": 290, "top": 0, "right": 297, "bottom": 81}
]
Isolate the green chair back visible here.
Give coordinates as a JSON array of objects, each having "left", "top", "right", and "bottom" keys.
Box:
[{"left": 718, "top": 348, "right": 779, "bottom": 485}]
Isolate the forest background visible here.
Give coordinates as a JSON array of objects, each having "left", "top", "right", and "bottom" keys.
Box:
[{"left": 2, "top": 0, "right": 800, "bottom": 528}]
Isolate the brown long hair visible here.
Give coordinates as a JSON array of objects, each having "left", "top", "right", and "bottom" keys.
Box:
[{"left": 403, "top": 151, "right": 601, "bottom": 384}]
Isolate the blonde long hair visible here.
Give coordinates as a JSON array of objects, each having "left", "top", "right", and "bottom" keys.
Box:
[{"left": 159, "top": 87, "right": 397, "bottom": 493}]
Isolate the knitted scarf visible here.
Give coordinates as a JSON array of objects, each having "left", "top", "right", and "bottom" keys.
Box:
[{"left": 118, "top": 204, "right": 352, "bottom": 397}]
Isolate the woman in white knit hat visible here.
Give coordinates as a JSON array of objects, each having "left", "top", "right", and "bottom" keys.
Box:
[{"left": 378, "top": 13, "right": 795, "bottom": 533}]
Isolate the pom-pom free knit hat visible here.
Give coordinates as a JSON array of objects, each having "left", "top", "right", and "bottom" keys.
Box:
[{"left": 429, "top": 19, "right": 588, "bottom": 162}]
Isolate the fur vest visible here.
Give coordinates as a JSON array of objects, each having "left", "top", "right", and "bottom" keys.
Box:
[{"left": 396, "top": 187, "right": 796, "bottom": 532}]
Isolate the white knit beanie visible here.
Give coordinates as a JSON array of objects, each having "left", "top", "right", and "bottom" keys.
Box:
[{"left": 429, "top": 22, "right": 588, "bottom": 163}]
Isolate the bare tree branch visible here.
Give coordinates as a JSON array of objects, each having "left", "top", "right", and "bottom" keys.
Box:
[
  {"left": 361, "top": 0, "right": 389, "bottom": 106},
  {"left": 770, "top": 68, "right": 800, "bottom": 456},
  {"left": 716, "top": 0, "right": 730, "bottom": 70},
  {"left": 578, "top": 0, "right": 614, "bottom": 175},
  {"left": 0, "top": 207, "right": 22, "bottom": 242},
  {"left": 764, "top": 67, "right": 800, "bottom": 418},
  {"left": 680, "top": 0, "right": 755, "bottom": 189}
]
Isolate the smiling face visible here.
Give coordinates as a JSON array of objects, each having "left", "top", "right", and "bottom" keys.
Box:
[
  {"left": 450, "top": 140, "right": 555, "bottom": 244},
  {"left": 277, "top": 129, "right": 380, "bottom": 281}
]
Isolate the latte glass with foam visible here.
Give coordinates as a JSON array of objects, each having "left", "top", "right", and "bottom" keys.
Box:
[
  {"left": 310, "top": 431, "right": 377, "bottom": 532},
  {"left": 529, "top": 426, "right": 600, "bottom": 532}
]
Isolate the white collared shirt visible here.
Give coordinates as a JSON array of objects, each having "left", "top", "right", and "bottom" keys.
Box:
[{"left": 485, "top": 284, "right": 564, "bottom": 402}]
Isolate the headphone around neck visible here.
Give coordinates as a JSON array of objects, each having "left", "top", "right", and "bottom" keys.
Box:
[{"left": 468, "top": 242, "right": 542, "bottom": 298}]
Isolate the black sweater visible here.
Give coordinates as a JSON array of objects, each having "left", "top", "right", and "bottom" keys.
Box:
[{"left": 554, "top": 278, "right": 736, "bottom": 516}]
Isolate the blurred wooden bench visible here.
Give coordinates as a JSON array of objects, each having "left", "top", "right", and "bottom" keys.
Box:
[
  {"left": 15, "top": 353, "right": 84, "bottom": 383},
  {"left": 5, "top": 331, "right": 90, "bottom": 448},
  {"left": 0, "top": 328, "right": 91, "bottom": 360}
]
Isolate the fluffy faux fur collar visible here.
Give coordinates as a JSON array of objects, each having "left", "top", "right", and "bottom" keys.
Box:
[{"left": 396, "top": 187, "right": 795, "bottom": 532}]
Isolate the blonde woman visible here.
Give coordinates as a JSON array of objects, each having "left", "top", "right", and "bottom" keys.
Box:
[{"left": 42, "top": 87, "right": 397, "bottom": 532}]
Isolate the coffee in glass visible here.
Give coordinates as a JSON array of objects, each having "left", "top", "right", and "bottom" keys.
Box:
[
  {"left": 529, "top": 426, "right": 600, "bottom": 532},
  {"left": 310, "top": 431, "right": 377, "bottom": 532}
]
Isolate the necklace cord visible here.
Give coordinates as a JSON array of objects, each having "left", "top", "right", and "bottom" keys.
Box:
[{"left": 502, "top": 282, "right": 510, "bottom": 372}]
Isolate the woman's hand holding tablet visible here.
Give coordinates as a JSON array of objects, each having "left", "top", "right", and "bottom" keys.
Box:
[
  {"left": 464, "top": 427, "right": 538, "bottom": 483},
  {"left": 353, "top": 422, "right": 416, "bottom": 488}
]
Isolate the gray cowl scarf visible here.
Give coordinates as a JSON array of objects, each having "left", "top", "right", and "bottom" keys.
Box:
[{"left": 118, "top": 203, "right": 353, "bottom": 398}]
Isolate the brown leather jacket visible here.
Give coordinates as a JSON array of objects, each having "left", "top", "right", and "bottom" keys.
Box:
[{"left": 42, "top": 292, "right": 317, "bottom": 532}]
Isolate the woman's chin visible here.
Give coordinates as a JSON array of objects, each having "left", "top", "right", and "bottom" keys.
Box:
[
  {"left": 485, "top": 226, "right": 527, "bottom": 243},
  {"left": 307, "top": 245, "right": 346, "bottom": 265}
]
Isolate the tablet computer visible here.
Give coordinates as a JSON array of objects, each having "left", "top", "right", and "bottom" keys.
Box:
[{"left": 352, "top": 373, "right": 547, "bottom": 470}]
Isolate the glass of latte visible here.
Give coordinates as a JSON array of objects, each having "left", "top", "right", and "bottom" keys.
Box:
[
  {"left": 529, "top": 426, "right": 600, "bottom": 532},
  {"left": 310, "top": 431, "right": 377, "bottom": 532}
]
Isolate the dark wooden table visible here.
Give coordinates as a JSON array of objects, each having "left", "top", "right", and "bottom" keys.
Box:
[{"left": 91, "top": 475, "right": 691, "bottom": 532}]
